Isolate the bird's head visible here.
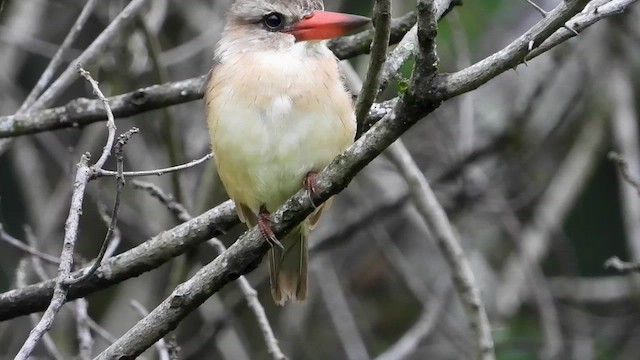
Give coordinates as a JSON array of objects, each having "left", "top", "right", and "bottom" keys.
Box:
[{"left": 218, "top": 0, "right": 370, "bottom": 56}]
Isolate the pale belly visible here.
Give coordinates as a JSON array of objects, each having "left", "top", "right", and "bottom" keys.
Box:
[{"left": 210, "top": 93, "right": 355, "bottom": 214}]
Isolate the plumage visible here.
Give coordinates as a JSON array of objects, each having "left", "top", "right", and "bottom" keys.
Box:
[{"left": 204, "top": 0, "right": 368, "bottom": 305}]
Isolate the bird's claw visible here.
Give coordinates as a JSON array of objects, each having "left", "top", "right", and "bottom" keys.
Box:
[
  {"left": 304, "top": 171, "right": 319, "bottom": 209},
  {"left": 259, "top": 211, "right": 284, "bottom": 249}
]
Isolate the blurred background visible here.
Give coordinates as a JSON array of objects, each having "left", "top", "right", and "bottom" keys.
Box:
[{"left": 0, "top": 0, "right": 639, "bottom": 359}]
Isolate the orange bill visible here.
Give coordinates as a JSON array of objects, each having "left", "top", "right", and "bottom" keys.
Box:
[{"left": 286, "top": 11, "right": 371, "bottom": 41}]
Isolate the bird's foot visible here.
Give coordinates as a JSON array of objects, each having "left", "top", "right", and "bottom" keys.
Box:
[
  {"left": 258, "top": 208, "right": 284, "bottom": 250},
  {"left": 303, "top": 171, "right": 319, "bottom": 209}
]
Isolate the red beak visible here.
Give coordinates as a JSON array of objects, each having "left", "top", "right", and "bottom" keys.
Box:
[{"left": 286, "top": 11, "right": 371, "bottom": 42}]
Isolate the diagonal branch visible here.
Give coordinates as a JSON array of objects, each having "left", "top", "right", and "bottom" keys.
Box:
[{"left": 355, "top": 0, "right": 392, "bottom": 134}]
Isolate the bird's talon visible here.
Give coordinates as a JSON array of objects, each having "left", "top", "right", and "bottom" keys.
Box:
[
  {"left": 304, "top": 172, "right": 319, "bottom": 208},
  {"left": 259, "top": 211, "right": 283, "bottom": 249}
]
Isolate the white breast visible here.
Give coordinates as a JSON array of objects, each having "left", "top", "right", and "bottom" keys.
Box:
[{"left": 207, "top": 42, "right": 356, "bottom": 214}]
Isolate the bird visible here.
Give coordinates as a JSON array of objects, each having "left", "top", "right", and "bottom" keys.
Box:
[{"left": 204, "top": 0, "right": 370, "bottom": 305}]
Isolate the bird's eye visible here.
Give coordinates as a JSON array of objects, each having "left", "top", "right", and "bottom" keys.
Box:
[{"left": 263, "top": 13, "right": 285, "bottom": 30}]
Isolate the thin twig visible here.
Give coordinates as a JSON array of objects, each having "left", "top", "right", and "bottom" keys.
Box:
[
  {"left": 132, "top": 180, "right": 192, "bottom": 222},
  {"left": 14, "top": 259, "right": 64, "bottom": 360},
  {"left": 0, "top": 225, "right": 60, "bottom": 265},
  {"left": 86, "top": 317, "right": 118, "bottom": 344},
  {"left": 605, "top": 256, "right": 640, "bottom": 273},
  {"left": 14, "top": 154, "right": 92, "bottom": 360},
  {"left": 77, "top": 64, "right": 117, "bottom": 170},
  {"left": 32, "top": 0, "right": 151, "bottom": 112},
  {"left": 23, "top": 226, "right": 53, "bottom": 280},
  {"left": 315, "top": 257, "right": 370, "bottom": 360},
  {"left": 96, "top": 201, "right": 122, "bottom": 262},
  {"left": 497, "top": 117, "right": 607, "bottom": 317},
  {"left": 609, "top": 152, "right": 640, "bottom": 196},
  {"left": 67, "top": 128, "right": 139, "bottom": 285},
  {"left": 385, "top": 142, "right": 496, "bottom": 360},
  {"left": 355, "top": 0, "right": 392, "bottom": 134},
  {"left": 14, "top": 65, "right": 119, "bottom": 360},
  {"left": 75, "top": 298, "right": 94, "bottom": 360},
  {"left": 25, "top": 228, "right": 112, "bottom": 358},
  {"left": 18, "top": 0, "right": 99, "bottom": 112},
  {"left": 97, "top": 152, "right": 213, "bottom": 178},
  {"left": 609, "top": 64, "right": 640, "bottom": 274},
  {"left": 375, "top": 284, "right": 452, "bottom": 360},
  {"left": 526, "top": 0, "right": 549, "bottom": 16},
  {"left": 527, "top": 0, "right": 638, "bottom": 60}
]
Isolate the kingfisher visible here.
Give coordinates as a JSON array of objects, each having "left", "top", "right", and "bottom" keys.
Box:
[{"left": 205, "top": 0, "right": 370, "bottom": 305}]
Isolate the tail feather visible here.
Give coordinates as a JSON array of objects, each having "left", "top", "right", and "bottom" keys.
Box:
[{"left": 269, "top": 225, "right": 308, "bottom": 306}]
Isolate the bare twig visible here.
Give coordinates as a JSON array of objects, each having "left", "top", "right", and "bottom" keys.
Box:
[
  {"left": 96, "top": 201, "right": 122, "bottom": 262},
  {"left": 527, "top": 0, "right": 638, "bottom": 60},
  {"left": 497, "top": 117, "right": 607, "bottom": 318},
  {"left": 609, "top": 64, "right": 640, "bottom": 280},
  {"left": 14, "top": 154, "right": 92, "bottom": 360},
  {"left": 67, "top": 128, "right": 139, "bottom": 285},
  {"left": 97, "top": 152, "right": 213, "bottom": 178},
  {"left": 385, "top": 142, "right": 495, "bottom": 360},
  {"left": 526, "top": 0, "right": 549, "bottom": 16},
  {"left": 86, "top": 317, "right": 118, "bottom": 344},
  {"left": 75, "top": 298, "right": 94, "bottom": 360},
  {"left": 31, "top": 0, "right": 151, "bottom": 112},
  {"left": 314, "top": 257, "right": 370, "bottom": 360},
  {"left": 18, "top": 0, "right": 99, "bottom": 112},
  {"left": 609, "top": 152, "right": 640, "bottom": 196},
  {"left": 355, "top": 0, "right": 392, "bottom": 134},
  {"left": 375, "top": 284, "right": 453, "bottom": 360},
  {"left": 133, "top": 180, "right": 192, "bottom": 222},
  {"left": 14, "top": 65, "right": 119, "bottom": 360},
  {"left": 14, "top": 259, "right": 64, "bottom": 360},
  {"left": 0, "top": 225, "right": 60, "bottom": 265},
  {"left": 605, "top": 256, "right": 640, "bottom": 273}
]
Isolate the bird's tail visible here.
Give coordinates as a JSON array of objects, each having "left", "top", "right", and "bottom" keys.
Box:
[{"left": 269, "top": 224, "right": 308, "bottom": 306}]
